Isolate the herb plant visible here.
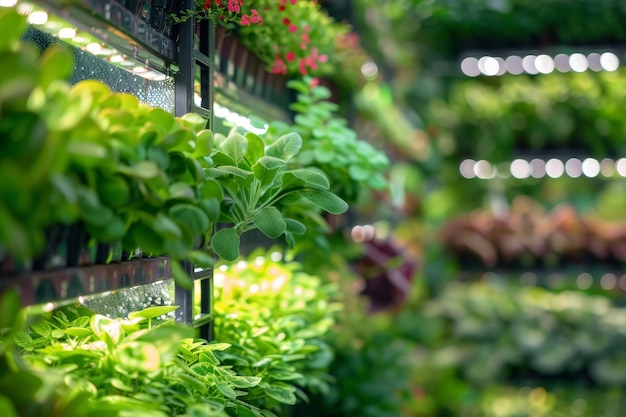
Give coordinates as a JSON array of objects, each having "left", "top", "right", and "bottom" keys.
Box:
[
  {"left": 208, "top": 130, "right": 348, "bottom": 261},
  {"left": 210, "top": 249, "right": 342, "bottom": 415},
  {"left": 13, "top": 302, "right": 276, "bottom": 417},
  {"left": 266, "top": 77, "right": 389, "bottom": 204}
]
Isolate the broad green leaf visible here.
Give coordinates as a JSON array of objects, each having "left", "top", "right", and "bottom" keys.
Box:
[
  {"left": 265, "top": 132, "right": 302, "bottom": 161},
  {"left": 177, "top": 374, "right": 207, "bottom": 393},
  {"left": 199, "top": 179, "right": 223, "bottom": 200},
  {"left": 253, "top": 207, "right": 286, "bottom": 239},
  {"left": 124, "top": 221, "right": 163, "bottom": 254},
  {"left": 245, "top": 132, "right": 265, "bottom": 163},
  {"left": 168, "top": 182, "right": 195, "bottom": 200},
  {"left": 252, "top": 156, "right": 285, "bottom": 186},
  {"left": 187, "top": 403, "right": 225, "bottom": 417},
  {"left": 64, "top": 327, "right": 93, "bottom": 337},
  {"left": 30, "top": 319, "right": 52, "bottom": 338},
  {"left": 211, "top": 150, "right": 237, "bottom": 167},
  {"left": 86, "top": 214, "right": 126, "bottom": 242},
  {"left": 110, "top": 378, "right": 134, "bottom": 392},
  {"left": 210, "top": 165, "right": 253, "bottom": 179},
  {"left": 281, "top": 169, "right": 330, "bottom": 190},
  {"left": 96, "top": 174, "right": 130, "bottom": 208},
  {"left": 284, "top": 218, "right": 306, "bottom": 235},
  {"left": 146, "top": 107, "right": 175, "bottom": 133},
  {"left": 268, "top": 370, "right": 304, "bottom": 381},
  {"left": 180, "top": 112, "right": 208, "bottom": 132},
  {"left": 193, "top": 129, "right": 214, "bottom": 157},
  {"left": 169, "top": 204, "right": 210, "bottom": 233},
  {"left": 128, "top": 306, "right": 179, "bottom": 320},
  {"left": 215, "top": 382, "right": 236, "bottom": 399},
  {"left": 160, "top": 129, "right": 194, "bottom": 152},
  {"left": 117, "top": 161, "right": 162, "bottom": 180},
  {"left": 220, "top": 132, "right": 248, "bottom": 164},
  {"left": 198, "top": 198, "right": 221, "bottom": 222},
  {"left": 151, "top": 213, "right": 183, "bottom": 239},
  {"left": 211, "top": 228, "right": 240, "bottom": 261},
  {"left": 263, "top": 383, "right": 296, "bottom": 405},
  {"left": 116, "top": 341, "right": 161, "bottom": 371},
  {"left": 186, "top": 157, "right": 205, "bottom": 183},
  {"left": 285, "top": 189, "right": 348, "bottom": 214},
  {"left": 230, "top": 376, "right": 262, "bottom": 388},
  {"left": 205, "top": 342, "right": 232, "bottom": 351},
  {"left": 311, "top": 85, "right": 332, "bottom": 101},
  {"left": 147, "top": 146, "right": 170, "bottom": 170}
]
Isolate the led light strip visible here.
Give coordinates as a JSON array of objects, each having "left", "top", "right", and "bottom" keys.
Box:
[
  {"left": 6, "top": 1, "right": 170, "bottom": 81},
  {"left": 461, "top": 51, "right": 621, "bottom": 77},
  {"left": 459, "top": 157, "right": 626, "bottom": 179}
]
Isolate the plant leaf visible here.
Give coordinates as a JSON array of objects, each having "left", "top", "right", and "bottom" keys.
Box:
[
  {"left": 282, "top": 190, "right": 348, "bottom": 214},
  {"left": 284, "top": 218, "right": 306, "bottom": 235},
  {"left": 263, "top": 383, "right": 297, "bottom": 405},
  {"left": 281, "top": 169, "right": 330, "bottom": 190},
  {"left": 253, "top": 207, "right": 286, "bottom": 239},
  {"left": 245, "top": 132, "right": 265, "bottom": 163},
  {"left": 266, "top": 132, "right": 302, "bottom": 161},
  {"left": 220, "top": 132, "right": 248, "bottom": 164},
  {"left": 211, "top": 228, "right": 240, "bottom": 261},
  {"left": 252, "top": 156, "right": 285, "bottom": 186},
  {"left": 169, "top": 204, "right": 210, "bottom": 234}
]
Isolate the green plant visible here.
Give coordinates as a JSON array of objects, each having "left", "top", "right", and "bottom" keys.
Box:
[
  {"left": 171, "top": 0, "right": 263, "bottom": 27},
  {"left": 210, "top": 248, "right": 342, "bottom": 415},
  {"left": 13, "top": 301, "right": 286, "bottom": 417},
  {"left": 266, "top": 77, "right": 389, "bottom": 204},
  {"left": 207, "top": 129, "right": 348, "bottom": 261}
]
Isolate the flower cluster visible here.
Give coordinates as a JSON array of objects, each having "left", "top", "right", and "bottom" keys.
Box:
[
  {"left": 238, "top": 0, "right": 347, "bottom": 77},
  {"left": 173, "top": 0, "right": 262, "bottom": 27}
]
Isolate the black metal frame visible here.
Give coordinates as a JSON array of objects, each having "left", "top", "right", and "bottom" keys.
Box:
[{"left": 174, "top": 4, "right": 214, "bottom": 339}]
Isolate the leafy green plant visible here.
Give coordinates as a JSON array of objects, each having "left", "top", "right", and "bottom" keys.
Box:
[
  {"left": 13, "top": 301, "right": 283, "bottom": 417},
  {"left": 0, "top": 7, "right": 348, "bottom": 286},
  {"left": 207, "top": 129, "right": 348, "bottom": 261},
  {"left": 266, "top": 76, "right": 389, "bottom": 204},
  {"left": 415, "top": 281, "right": 626, "bottom": 386},
  {"left": 209, "top": 248, "right": 342, "bottom": 415}
]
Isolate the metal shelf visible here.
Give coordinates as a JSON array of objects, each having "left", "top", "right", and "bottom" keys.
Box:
[
  {"left": 1, "top": 257, "right": 171, "bottom": 308},
  {"left": 29, "top": 0, "right": 178, "bottom": 74}
]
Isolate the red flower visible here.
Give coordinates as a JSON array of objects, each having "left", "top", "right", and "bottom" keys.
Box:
[
  {"left": 240, "top": 14, "right": 251, "bottom": 25},
  {"left": 279, "top": 5, "right": 285, "bottom": 11},
  {"left": 288, "top": 24, "right": 297, "bottom": 33},
  {"left": 282, "top": 17, "right": 291, "bottom": 25},
  {"left": 285, "top": 51, "right": 296, "bottom": 62},
  {"left": 272, "top": 58, "right": 287, "bottom": 75},
  {"left": 203, "top": 0, "right": 211, "bottom": 10}
]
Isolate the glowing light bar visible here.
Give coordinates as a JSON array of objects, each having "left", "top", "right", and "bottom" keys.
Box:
[
  {"left": 461, "top": 52, "right": 621, "bottom": 77},
  {"left": 460, "top": 157, "right": 625, "bottom": 179}
]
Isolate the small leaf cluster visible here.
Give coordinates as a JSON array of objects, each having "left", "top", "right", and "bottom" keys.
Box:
[
  {"left": 419, "top": 282, "right": 626, "bottom": 386},
  {"left": 210, "top": 249, "right": 342, "bottom": 414},
  {"left": 208, "top": 130, "right": 348, "bottom": 261},
  {"left": 267, "top": 76, "right": 389, "bottom": 204},
  {"left": 12, "top": 303, "right": 274, "bottom": 417}
]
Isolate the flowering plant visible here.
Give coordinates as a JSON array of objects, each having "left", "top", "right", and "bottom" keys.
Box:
[
  {"left": 172, "top": 0, "right": 263, "bottom": 27},
  {"left": 238, "top": 0, "right": 348, "bottom": 76}
]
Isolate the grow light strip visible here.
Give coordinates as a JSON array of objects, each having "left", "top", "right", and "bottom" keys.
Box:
[
  {"left": 459, "top": 157, "right": 626, "bottom": 179},
  {"left": 14, "top": 2, "right": 170, "bottom": 81},
  {"left": 461, "top": 51, "right": 621, "bottom": 77}
]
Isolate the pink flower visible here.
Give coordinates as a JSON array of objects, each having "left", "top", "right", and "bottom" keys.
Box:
[
  {"left": 300, "top": 42, "right": 307, "bottom": 50},
  {"left": 285, "top": 51, "right": 296, "bottom": 62},
  {"left": 298, "top": 58, "right": 307, "bottom": 75},
  {"left": 301, "top": 33, "right": 310, "bottom": 43},
  {"left": 240, "top": 14, "right": 251, "bottom": 25},
  {"left": 272, "top": 58, "right": 287, "bottom": 75},
  {"left": 290, "top": 0, "right": 297, "bottom": 4},
  {"left": 288, "top": 24, "right": 298, "bottom": 33}
]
